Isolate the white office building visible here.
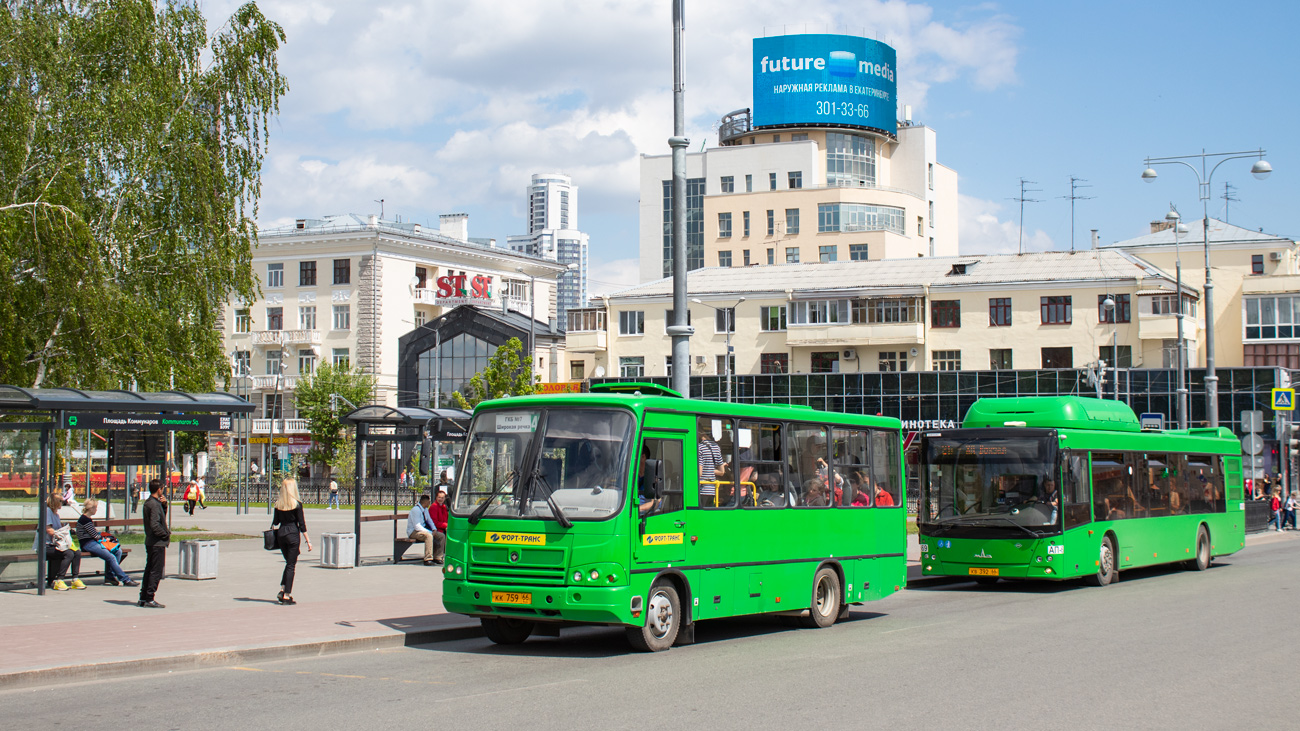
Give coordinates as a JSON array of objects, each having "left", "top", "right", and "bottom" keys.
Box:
[{"left": 507, "top": 173, "right": 590, "bottom": 321}]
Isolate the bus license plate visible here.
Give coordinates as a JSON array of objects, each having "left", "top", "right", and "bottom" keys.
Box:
[
  {"left": 968, "top": 567, "right": 999, "bottom": 577},
  {"left": 491, "top": 591, "right": 532, "bottom": 605}
]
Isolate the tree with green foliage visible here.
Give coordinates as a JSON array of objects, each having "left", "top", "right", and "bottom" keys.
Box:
[
  {"left": 0, "top": 0, "right": 287, "bottom": 390},
  {"left": 293, "top": 362, "right": 374, "bottom": 471},
  {"left": 328, "top": 433, "right": 356, "bottom": 487},
  {"left": 450, "top": 337, "right": 535, "bottom": 410}
]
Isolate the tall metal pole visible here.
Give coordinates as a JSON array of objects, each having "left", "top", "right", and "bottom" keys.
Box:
[
  {"left": 1173, "top": 223, "right": 1188, "bottom": 429},
  {"left": 529, "top": 273, "right": 537, "bottom": 386},
  {"left": 667, "top": 0, "right": 693, "bottom": 394}
]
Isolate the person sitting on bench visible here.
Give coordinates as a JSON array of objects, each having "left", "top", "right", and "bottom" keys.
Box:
[{"left": 406, "top": 494, "right": 445, "bottom": 566}]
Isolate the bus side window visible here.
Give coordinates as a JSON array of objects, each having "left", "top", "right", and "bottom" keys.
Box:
[
  {"left": 1140, "top": 454, "right": 1166, "bottom": 518},
  {"left": 1090, "top": 452, "right": 1130, "bottom": 521},
  {"left": 740, "top": 420, "right": 784, "bottom": 508},
  {"left": 1063, "top": 452, "right": 1090, "bottom": 529},
  {"left": 1184, "top": 454, "right": 1221, "bottom": 514},
  {"left": 788, "top": 424, "right": 830, "bottom": 507},
  {"left": 870, "top": 430, "right": 901, "bottom": 508},
  {"left": 642, "top": 438, "right": 684, "bottom": 515},
  {"left": 833, "top": 428, "right": 870, "bottom": 507}
]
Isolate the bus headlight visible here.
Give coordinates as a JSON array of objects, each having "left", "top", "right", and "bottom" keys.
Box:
[
  {"left": 573, "top": 571, "right": 583, "bottom": 582},
  {"left": 589, "top": 569, "right": 600, "bottom": 581}
]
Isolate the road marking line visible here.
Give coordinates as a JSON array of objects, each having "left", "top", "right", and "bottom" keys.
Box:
[
  {"left": 435, "top": 678, "right": 585, "bottom": 703},
  {"left": 882, "top": 621, "right": 951, "bottom": 634}
]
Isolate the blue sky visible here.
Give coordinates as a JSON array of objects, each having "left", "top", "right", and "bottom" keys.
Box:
[{"left": 212, "top": 1, "right": 1297, "bottom": 293}]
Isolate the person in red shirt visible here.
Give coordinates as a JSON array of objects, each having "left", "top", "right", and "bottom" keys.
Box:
[{"left": 429, "top": 489, "right": 449, "bottom": 534}]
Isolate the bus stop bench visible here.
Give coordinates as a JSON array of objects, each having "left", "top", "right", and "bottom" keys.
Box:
[
  {"left": 0, "top": 547, "right": 133, "bottom": 577},
  {"left": 394, "top": 536, "right": 421, "bottom": 563}
]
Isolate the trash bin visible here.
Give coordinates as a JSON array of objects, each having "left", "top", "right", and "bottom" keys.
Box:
[
  {"left": 321, "top": 533, "right": 356, "bottom": 569},
  {"left": 178, "top": 540, "right": 219, "bottom": 580}
]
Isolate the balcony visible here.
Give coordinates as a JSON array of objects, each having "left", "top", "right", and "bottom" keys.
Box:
[
  {"left": 252, "top": 418, "right": 311, "bottom": 434},
  {"left": 785, "top": 321, "right": 924, "bottom": 347},
  {"left": 566, "top": 330, "right": 608, "bottom": 353},
  {"left": 252, "top": 329, "right": 321, "bottom": 346},
  {"left": 1137, "top": 313, "right": 1201, "bottom": 343},
  {"left": 413, "top": 288, "right": 437, "bottom": 305},
  {"left": 251, "top": 375, "right": 301, "bottom": 390}
]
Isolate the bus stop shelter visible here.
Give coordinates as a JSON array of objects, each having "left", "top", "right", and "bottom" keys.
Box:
[
  {"left": 340, "top": 405, "right": 470, "bottom": 567},
  {"left": 0, "top": 386, "right": 254, "bottom": 594}
]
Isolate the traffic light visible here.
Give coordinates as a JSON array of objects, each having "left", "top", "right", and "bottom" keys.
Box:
[
  {"left": 1289, "top": 423, "right": 1299, "bottom": 450},
  {"left": 418, "top": 435, "right": 432, "bottom": 476}
]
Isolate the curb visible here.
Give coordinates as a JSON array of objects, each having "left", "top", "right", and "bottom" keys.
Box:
[{"left": 0, "top": 622, "right": 484, "bottom": 692}]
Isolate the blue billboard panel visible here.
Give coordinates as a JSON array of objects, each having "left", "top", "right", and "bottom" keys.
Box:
[{"left": 752, "top": 34, "right": 897, "bottom": 135}]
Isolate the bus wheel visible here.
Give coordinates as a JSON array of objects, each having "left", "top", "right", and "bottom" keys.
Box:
[
  {"left": 801, "top": 567, "right": 841, "bottom": 628},
  {"left": 481, "top": 617, "right": 535, "bottom": 645},
  {"left": 626, "top": 583, "right": 680, "bottom": 652},
  {"left": 1087, "top": 535, "right": 1117, "bottom": 587},
  {"left": 1191, "top": 526, "right": 1211, "bottom": 571}
]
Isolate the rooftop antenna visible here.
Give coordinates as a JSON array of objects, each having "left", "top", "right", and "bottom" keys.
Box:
[
  {"left": 374, "top": 198, "right": 384, "bottom": 220},
  {"left": 1059, "top": 176, "right": 1094, "bottom": 252},
  {"left": 1221, "top": 182, "right": 1239, "bottom": 223},
  {"left": 1010, "top": 178, "right": 1042, "bottom": 255}
]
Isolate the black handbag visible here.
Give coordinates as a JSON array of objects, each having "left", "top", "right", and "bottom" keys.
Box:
[{"left": 263, "top": 528, "right": 278, "bottom": 551}]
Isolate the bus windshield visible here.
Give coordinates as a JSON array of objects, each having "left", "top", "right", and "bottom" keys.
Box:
[
  {"left": 920, "top": 432, "right": 1060, "bottom": 535},
  {"left": 451, "top": 407, "right": 635, "bottom": 522}
]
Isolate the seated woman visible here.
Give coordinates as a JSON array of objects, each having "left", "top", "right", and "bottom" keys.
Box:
[
  {"left": 34, "top": 494, "right": 82, "bottom": 591},
  {"left": 77, "top": 498, "right": 136, "bottom": 587},
  {"left": 803, "top": 478, "right": 829, "bottom": 507}
]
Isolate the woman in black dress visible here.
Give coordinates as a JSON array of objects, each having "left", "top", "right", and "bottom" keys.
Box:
[{"left": 271, "top": 478, "right": 312, "bottom": 604}]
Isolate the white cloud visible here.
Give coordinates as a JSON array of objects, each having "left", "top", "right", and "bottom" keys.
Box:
[
  {"left": 587, "top": 258, "right": 641, "bottom": 298},
  {"left": 958, "top": 194, "right": 1053, "bottom": 255}
]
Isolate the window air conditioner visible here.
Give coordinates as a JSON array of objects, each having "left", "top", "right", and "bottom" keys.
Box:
[
  {"left": 1270, "top": 251, "right": 1283, "bottom": 261},
  {"left": 842, "top": 349, "right": 857, "bottom": 360},
  {"left": 694, "top": 356, "right": 706, "bottom": 364}
]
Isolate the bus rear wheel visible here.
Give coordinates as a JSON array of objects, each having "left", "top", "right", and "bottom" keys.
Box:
[
  {"left": 1087, "top": 535, "right": 1117, "bottom": 587},
  {"left": 1191, "top": 526, "right": 1211, "bottom": 571},
  {"left": 626, "top": 583, "right": 680, "bottom": 652},
  {"left": 801, "top": 567, "right": 841, "bottom": 628},
  {"left": 481, "top": 617, "right": 535, "bottom": 645}
]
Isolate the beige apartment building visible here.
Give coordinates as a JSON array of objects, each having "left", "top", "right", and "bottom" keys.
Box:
[{"left": 638, "top": 115, "right": 957, "bottom": 282}]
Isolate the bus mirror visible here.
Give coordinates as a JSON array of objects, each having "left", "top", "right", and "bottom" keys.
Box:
[{"left": 418, "top": 436, "right": 432, "bottom": 476}]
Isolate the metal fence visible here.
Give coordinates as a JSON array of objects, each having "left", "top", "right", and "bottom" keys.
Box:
[{"left": 200, "top": 478, "right": 422, "bottom": 508}]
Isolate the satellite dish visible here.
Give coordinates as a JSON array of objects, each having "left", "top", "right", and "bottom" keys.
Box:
[{"left": 593, "top": 365, "right": 606, "bottom": 378}]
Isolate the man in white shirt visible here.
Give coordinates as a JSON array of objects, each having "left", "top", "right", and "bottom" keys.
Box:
[{"left": 405, "top": 494, "right": 444, "bottom": 565}]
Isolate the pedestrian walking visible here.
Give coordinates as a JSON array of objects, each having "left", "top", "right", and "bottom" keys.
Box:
[
  {"left": 138, "top": 479, "right": 169, "bottom": 608},
  {"left": 1268, "top": 490, "right": 1284, "bottom": 532},
  {"left": 35, "top": 493, "right": 83, "bottom": 591},
  {"left": 195, "top": 476, "right": 207, "bottom": 510},
  {"left": 270, "top": 478, "right": 311, "bottom": 605},
  {"left": 182, "top": 481, "right": 199, "bottom": 515},
  {"left": 327, "top": 478, "right": 340, "bottom": 509},
  {"left": 77, "top": 498, "right": 136, "bottom": 587},
  {"left": 1285, "top": 491, "right": 1298, "bottom": 531}
]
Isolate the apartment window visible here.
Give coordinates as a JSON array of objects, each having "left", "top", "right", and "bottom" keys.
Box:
[
  {"left": 233, "top": 350, "right": 251, "bottom": 375},
  {"left": 878, "top": 352, "right": 906, "bottom": 372},
  {"left": 810, "top": 351, "right": 839, "bottom": 373},
  {"left": 760, "top": 353, "right": 789, "bottom": 374},
  {"left": 1041, "top": 347, "right": 1073, "bottom": 368},
  {"left": 785, "top": 247, "right": 800, "bottom": 263},
  {"left": 332, "top": 348, "right": 350, "bottom": 368},
  {"left": 928, "top": 163, "right": 934, "bottom": 190},
  {"left": 619, "top": 356, "right": 645, "bottom": 377},
  {"left": 790, "top": 300, "right": 850, "bottom": 325},
  {"left": 664, "top": 356, "right": 673, "bottom": 379},
  {"left": 1041, "top": 296, "right": 1072, "bottom": 324},
  {"left": 850, "top": 300, "right": 867, "bottom": 323},
  {"left": 332, "top": 304, "right": 350, "bottom": 330},
  {"left": 570, "top": 361, "right": 585, "bottom": 380},
  {"left": 988, "top": 298, "right": 1012, "bottom": 326},
  {"left": 332, "top": 259, "right": 350, "bottom": 285},
  {"left": 716, "top": 354, "right": 736, "bottom": 376},
  {"left": 760, "top": 305, "right": 787, "bottom": 332},
  {"left": 721, "top": 175, "right": 734, "bottom": 193},
  {"left": 233, "top": 308, "right": 251, "bottom": 334},
  {"left": 1245, "top": 296, "right": 1295, "bottom": 340},
  {"left": 990, "top": 349, "right": 1013, "bottom": 370},
  {"left": 263, "top": 393, "right": 283, "bottom": 420},
  {"left": 415, "top": 310, "right": 427, "bottom": 328},
  {"left": 849, "top": 244, "right": 869, "bottom": 261},
  {"left": 298, "top": 305, "right": 316, "bottom": 331},
  {"left": 791, "top": 133, "right": 808, "bottom": 141},
  {"left": 415, "top": 267, "right": 427, "bottom": 288},
  {"left": 772, "top": 135, "right": 780, "bottom": 143},
  {"left": 868, "top": 298, "right": 921, "bottom": 323},
  {"left": 1161, "top": 340, "right": 1179, "bottom": 368},
  {"left": 298, "top": 348, "right": 317, "bottom": 375},
  {"left": 743, "top": 211, "right": 750, "bottom": 237},
  {"left": 265, "top": 349, "right": 283, "bottom": 375},
  {"left": 745, "top": 174, "right": 753, "bottom": 193},
  {"left": 928, "top": 201, "right": 935, "bottom": 228},
  {"left": 715, "top": 307, "right": 736, "bottom": 333},
  {"left": 817, "top": 203, "right": 905, "bottom": 236},
  {"left": 718, "top": 251, "right": 733, "bottom": 267},
  {"left": 1099, "top": 345, "right": 1133, "bottom": 369},
  {"left": 266, "top": 307, "right": 283, "bottom": 331},
  {"left": 299, "top": 261, "right": 317, "bottom": 286},
  {"left": 619, "top": 310, "right": 645, "bottom": 335},
  {"left": 266, "top": 263, "right": 283, "bottom": 288},
  {"left": 767, "top": 209, "right": 775, "bottom": 235},
  {"left": 1252, "top": 254, "right": 1264, "bottom": 275},
  {"left": 743, "top": 250, "right": 751, "bottom": 266},
  {"left": 825, "top": 132, "right": 876, "bottom": 187},
  {"left": 932, "top": 350, "right": 962, "bottom": 371},
  {"left": 931, "top": 300, "right": 961, "bottom": 328},
  {"left": 917, "top": 216, "right": 924, "bottom": 236},
  {"left": 664, "top": 309, "right": 692, "bottom": 332},
  {"left": 785, "top": 208, "right": 800, "bottom": 235},
  {"left": 1098, "top": 294, "right": 1131, "bottom": 323},
  {"left": 566, "top": 309, "right": 606, "bottom": 332},
  {"left": 769, "top": 172, "right": 777, "bottom": 191},
  {"left": 718, "top": 212, "right": 732, "bottom": 238},
  {"left": 766, "top": 248, "right": 775, "bottom": 265},
  {"left": 819, "top": 245, "right": 837, "bottom": 263},
  {"left": 788, "top": 171, "right": 802, "bottom": 189}
]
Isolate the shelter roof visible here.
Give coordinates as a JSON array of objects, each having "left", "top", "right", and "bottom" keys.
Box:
[
  {"left": 342, "top": 404, "right": 470, "bottom": 426},
  {"left": 0, "top": 386, "right": 254, "bottom": 413}
]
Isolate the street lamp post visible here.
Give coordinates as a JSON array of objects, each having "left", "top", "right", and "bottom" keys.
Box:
[
  {"left": 1141, "top": 149, "right": 1272, "bottom": 427},
  {"left": 516, "top": 266, "right": 537, "bottom": 386},
  {"left": 691, "top": 297, "right": 745, "bottom": 402},
  {"left": 1166, "top": 206, "right": 1191, "bottom": 430},
  {"left": 1103, "top": 297, "right": 1119, "bottom": 401}
]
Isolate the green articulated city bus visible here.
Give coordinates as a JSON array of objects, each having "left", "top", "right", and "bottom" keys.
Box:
[
  {"left": 441, "top": 383, "right": 907, "bottom": 651},
  {"left": 917, "top": 396, "right": 1246, "bottom": 586}
]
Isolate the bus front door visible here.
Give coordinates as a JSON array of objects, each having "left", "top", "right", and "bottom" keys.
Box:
[{"left": 635, "top": 437, "right": 686, "bottom": 564}]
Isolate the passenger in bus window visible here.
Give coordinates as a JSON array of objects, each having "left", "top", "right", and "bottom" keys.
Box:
[
  {"left": 755, "top": 471, "right": 783, "bottom": 507},
  {"left": 850, "top": 471, "right": 872, "bottom": 507},
  {"left": 803, "top": 478, "right": 829, "bottom": 506},
  {"left": 697, "top": 417, "right": 725, "bottom": 500},
  {"left": 874, "top": 483, "right": 895, "bottom": 507}
]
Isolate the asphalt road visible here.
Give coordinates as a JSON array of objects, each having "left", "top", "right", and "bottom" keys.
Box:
[{"left": 7, "top": 539, "right": 1298, "bottom": 730}]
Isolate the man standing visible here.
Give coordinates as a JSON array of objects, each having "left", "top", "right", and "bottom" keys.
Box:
[
  {"left": 138, "top": 479, "right": 170, "bottom": 608},
  {"left": 435, "top": 471, "right": 452, "bottom": 493},
  {"left": 406, "top": 494, "right": 445, "bottom": 566},
  {"left": 327, "top": 478, "right": 340, "bottom": 509}
]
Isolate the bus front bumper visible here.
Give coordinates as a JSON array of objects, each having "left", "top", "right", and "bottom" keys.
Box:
[
  {"left": 920, "top": 557, "right": 1068, "bottom": 581},
  {"left": 442, "top": 580, "right": 633, "bottom": 625}
]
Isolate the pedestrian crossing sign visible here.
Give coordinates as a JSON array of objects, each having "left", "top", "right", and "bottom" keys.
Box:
[{"left": 1272, "top": 388, "right": 1295, "bottom": 411}]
